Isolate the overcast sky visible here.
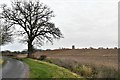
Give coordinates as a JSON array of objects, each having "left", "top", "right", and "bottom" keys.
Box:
[{"left": 1, "top": 0, "right": 119, "bottom": 51}]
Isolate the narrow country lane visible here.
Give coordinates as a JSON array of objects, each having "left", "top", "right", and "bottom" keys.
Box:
[{"left": 1, "top": 57, "right": 29, "bottom": 78}]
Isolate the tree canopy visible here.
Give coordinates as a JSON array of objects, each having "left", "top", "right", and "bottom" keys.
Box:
[
  {"left": 0, "top": 21, "right": 13, "bottom": 45},
  {"left": 0, "top": 0, "right": 63, "bottom": 57}
]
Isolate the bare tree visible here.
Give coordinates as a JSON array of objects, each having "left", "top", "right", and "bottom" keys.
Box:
[
  {"left": 0, "top": 0, "right": 63, "bottom": 57},
  {"left": 0, "top": 21, "right": 13, "bottom": 45}
]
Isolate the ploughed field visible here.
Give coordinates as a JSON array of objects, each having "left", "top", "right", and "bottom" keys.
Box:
[{"left": 33, "top": 49, "right": 118, "bottom": 70}]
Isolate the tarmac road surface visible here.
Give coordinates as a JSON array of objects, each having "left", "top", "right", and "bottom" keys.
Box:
[{"left": 1, "top": 57, "right": 29, "bottom": 78}]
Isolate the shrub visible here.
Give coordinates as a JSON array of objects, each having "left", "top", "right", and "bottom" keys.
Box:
[
  {"left": 38, "top": 55, "right": 47, "bottom": 60},
  {"left": 45, "top": 58, "right": 98, "bottom": 78},
  {"left": 96, "top": 66, "right": 118, "bottom": 78},
  {"left": 74, "top": 65, "right": 96, "bottom": 77},
  {"left": 45, "top": 58, "right": 53, "bottom": 63},
  {"left": 45, "top": 58, "right": 118, "bottom": 78}
]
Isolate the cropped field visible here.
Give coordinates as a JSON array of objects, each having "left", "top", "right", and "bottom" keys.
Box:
[
  {"left": 32, "top": 49, "right": 118, "bottom": 78},
  {"left": 33, "top": 49, "right": 118, "bottom": 70}
]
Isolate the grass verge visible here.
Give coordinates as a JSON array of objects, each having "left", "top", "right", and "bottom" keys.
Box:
[
  {"left": 22, "top": 58, "right": 84, "bottom": 78},
  {"left": 0, "top": 58, "right": 4, "bottom": 65}
]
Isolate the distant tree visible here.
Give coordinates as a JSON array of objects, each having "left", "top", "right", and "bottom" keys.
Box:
[
  {"left": 89, "top": 47, "right": 93, "bottom": 49},
  {"left": 0, "top": 21, "right": 13, "bottom": 45},
  {"left": 98, "top": 47, "right": 104, "bottom": 49},
  {"left": 72, "top": 45, "right": 75, "bottom": 49},
  {"left": 106, "top": 47, "right": 109, "bottom": 49},
  {"left": 1, "top": 50, "right": 11, "bottom": 53},
  {"left": 0, "top": 0, "right": 63, "bottom": 57},
  {"left": 114, "top": 47, "right": 117, "bottom": 49}
]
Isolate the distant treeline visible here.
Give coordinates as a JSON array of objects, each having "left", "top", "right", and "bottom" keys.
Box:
[
  {"left": 1, "top": 47, "right": 119, "bottom": 55},
  {"left": 58, "top": 47, "right": 118, "bottom": 50}
]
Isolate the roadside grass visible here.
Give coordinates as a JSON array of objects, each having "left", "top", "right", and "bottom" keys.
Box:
[
  {"left": 0, "top": 58, "right": 4, "bottom": 65},
  {"left": 0, "top": 58, "right": 7, "bottom": 67},
  {"left": 22, "top": 58, "right": 84, "bottom": 79},
  {"left": 0, "top": 58, "right": 6, "bottom": 68}
]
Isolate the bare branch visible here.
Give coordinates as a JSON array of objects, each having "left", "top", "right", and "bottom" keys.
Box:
[{"left": 0, "top": 0, "right": 63, "bottom": 54}]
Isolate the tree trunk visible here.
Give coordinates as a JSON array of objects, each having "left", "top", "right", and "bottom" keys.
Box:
[{"left": 27, "top": 41, "right": 33, "bottom": 58}]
